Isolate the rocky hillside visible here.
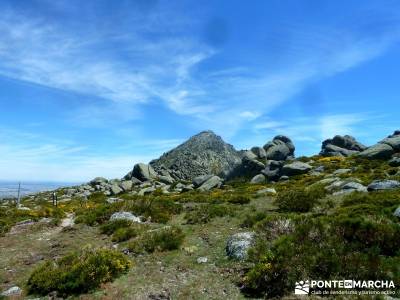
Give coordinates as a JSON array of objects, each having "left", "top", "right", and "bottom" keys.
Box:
[
  {"left": 149, "top": 130, "right": 242, "bottom": 181},
  {"left": 1, "top": 129, "right": 400, "bottom": 299}
]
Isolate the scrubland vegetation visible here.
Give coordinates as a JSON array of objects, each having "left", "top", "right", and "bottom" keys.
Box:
[{"left": 0, "top": 155, "right": 399, "bottom": 299}]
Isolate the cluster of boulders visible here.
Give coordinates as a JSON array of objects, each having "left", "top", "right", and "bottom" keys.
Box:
[
  {"left": 236, "top": 135, "right": 313, "bottom": 184},
  {"left": 52, "top": 129, "right": 400, "bottom": 200},
  {"left": 359, "top": 130, "right": 400, "bottom": 159},
  {"left": 311, "top": 168, "right": 400, "bottom": 196},
  {"left": 320, "top": 131, "right": 400, "bottom": 162},
  {"left": 320, "top": 135, "right": 366, "bottom": 157},
  {"left": 59, "top": 161, "right": 225, "bottom": 200},
  {"left": 62, "top": 176, "right": 142, "bottom": 199}
]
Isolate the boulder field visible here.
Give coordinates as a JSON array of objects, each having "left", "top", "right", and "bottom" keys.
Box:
[{"left": 55, "top": 129, "right": 400, "bottom": 199}]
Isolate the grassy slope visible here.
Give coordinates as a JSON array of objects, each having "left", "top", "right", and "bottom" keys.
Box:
[
  {"left": 0, "top": 189, "right": 276, "bottom": 299},
  {"left": 0, "top": 155, "right": 399, "bottom": 299}
]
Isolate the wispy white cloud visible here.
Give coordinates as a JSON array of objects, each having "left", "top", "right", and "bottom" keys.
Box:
[
  {"left": 1, "top": 3, "right": 399, "bottom": 134},
  {"left": 0, "top": 6, "right": 214, "bottom": 113},
  {"left": 1, "top": 2, "right": 400, "bottom": 181}
]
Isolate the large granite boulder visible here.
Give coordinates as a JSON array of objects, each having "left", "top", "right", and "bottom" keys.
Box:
[
  {"left": 119, "top": 180, "right": 133, "bottom": 192},
  {"left": 1, "top": 286, "right": 22, "bottom": 297},
  {"left": 226, "top": 232, "right": 255, "bottom": 261},
  {"left": 359, "top": 130, "right": 400, "bottom": 159},
  {"left": 197, "top": 176, "right": 223, "bottom": 191},
  {"left": 110, "top": 184, "right": 123, "bottom": 195},
  {"left": 192, "top": 174, "right": 214, "bottom": 188},
  {"left": 250, "top": 174, "right": 266, "bottom": 184},
  {"left": 359, "top": 143, "right": 394, "bottom": 159},
  {"left": 281, "top": 161, "right": 312, "bottom": 176},
  {"left": 251, "top": 146, "right": 267, "bottom": 159},
  {"left": 330, "top": 181, "right": 368, "bottom": 195},
  {"left": 367, "top": 180, "right": 400, "bottom": 191},
  {"left": 90, "top": 177, "right": 108, "bottom": 186},
  {"left": 320, "top": 135, "right": 366, "bottom": 157},
  {"left": 381, "top": 131, "right": 400, "bottom": 151},
  {"left": 228, "top": 153, "right": 265, "bottom": 180},
  {"left": 261, "top": 160, "right": 284, "bottom": 181},
  {"left": 263, "top": 135, "right": 295, "bottom": 161},
  {"left": 126, "top": 163, "right": 157, "bottom": 181},
  {"left": 110, "top": 212, "right": 141, "bottom": 223}
]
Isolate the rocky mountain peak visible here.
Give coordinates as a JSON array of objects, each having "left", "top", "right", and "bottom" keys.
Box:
[{"left": 150, "top": 130, "right": 242, "bottom": 180}]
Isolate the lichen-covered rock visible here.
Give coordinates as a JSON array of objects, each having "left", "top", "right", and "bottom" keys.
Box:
[
  {"left": 110, "top": 212, "right": 141, "bottom": 223},
  {"left": 192, "top": 174, "right": 214, "bottom": 188},
  {"left": 128, "top": 163, "right": 158, "bottom": 181},
  {"left": 367, "top": 180, "right": 400, "bottom": 191},
  {"left": 157, "top": 174, "right": 175, "bottom": 185},
  {"left": 250, "top": 174, "right": 266, "bottom": 184},
  {"left": 90, "top": 177, "right": 108, "bottom": 186},
  {"left": 251, "top": 146, "right": 267, "bottom": 159},
  {"left": 359, "top": 130, "right": 400, "bottom": 160},
  {"left": 110, "top": 184, "right": 123, "bottom": 195},
  {"left": 1, "top": 286, "right": 22, "bottom": 297},
  {"left": 256, "top": 188, "right": 277, "bottom": 195},
  {"left": 138, "top": 186, "right": 156, "bottom": 196},
  {"left": 261, "top": 160, "right": 284, "bottom": 181},
  {"left": 381, "top": 132, "right": 400, "bottom": 151},
  {"left": 320, "top": 135, "right": 366, "bottom": 157},
  {"left": 359, "top": 143, "right": 394, "bottom": 159},
  {"left": 119, "top": 180, "right": 133, "bottom": 192},
  {"left": 394, "top": 206, "right": 400, "bottom": 218},
  {"left": 226, "top": 232, "right": 255, "bottom": 261},
  {"left": 388, "top": 157, "right": 400, "bottom": 167},
  {"left": 106, "top": 197, "right": 123, "bottom": 204},
  {"left": 197, "top": 176, "right": 223, "bottom": 191},
  {"left": 263, "top": 135, "right": 295, "bottom": 161},
  {"left": 281, "top": 161, "right": 312, "bottom": 176},
  {"left": 332, "top": 181, "right": 368, "bottom": 195},
  {"left": 332, "top": 168, "right": 352, "bottom": 175}
]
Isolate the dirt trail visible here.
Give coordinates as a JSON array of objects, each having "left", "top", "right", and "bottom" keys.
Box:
[
  {"left": 60, "top": 213, "right": 74, "bottom": 228},
  {"left": 36, "top": 213, "right": 75, "bottom": 241}
]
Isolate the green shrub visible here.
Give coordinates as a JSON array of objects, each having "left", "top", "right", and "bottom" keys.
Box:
[
  {"left": 0, "top": 205, "right": 65, "bottom": 235},
  {"left": 99, "top": 219, "right": 132, "bottom": 235},
  {"left": 99, "top": 220, "right": 148, "bottom": 242},
  {"left": 336, "top": 217, "right": 400, "bottom": 256},
  {"left": 0, "top": 219, "right": 11, "bottom": 236},
  {"left": 87, "top": 192, "right": 107, "bottom": 203},
  {"left": 340, "top": 190, "right": 400, "bottom": 213},
  {"left": 275, "top": 186, "right": 325, "bottom": 213},
  {"left": 174, "top": 191, "right": 211, "bottom": 203},
  {"left": 123, "top": 197, "right": 182, "bottom": 223},
  {"left": 127, "top": 226, "right": 184, "bottom": 254},
  {"left": 184, "top": 204, "right": 235, "bottom": 224},
  {"left": 226, "top": 194, "right": 251, "bottom": 205},
  {"left": 112, "top": 226, "right": 143, "bottom": 242},
  {"left": 243, "top": 213, "right": 400, "bottom": 298},
  {"left": 75, "top": 204, "right": 119, "bottom": 226},
  {"left": 27, "top": 248, "right": 131, "bottom": 296},
  {"left": 241, "top": 212, "right": 267, "bottom": 228}
]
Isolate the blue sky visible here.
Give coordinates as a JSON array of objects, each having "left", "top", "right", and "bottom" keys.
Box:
[{"left": 1, "top": 0, "right": 400, "bottom": 182}]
